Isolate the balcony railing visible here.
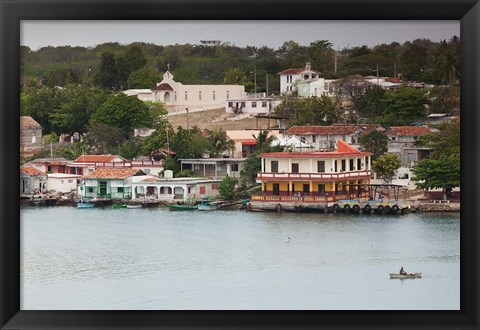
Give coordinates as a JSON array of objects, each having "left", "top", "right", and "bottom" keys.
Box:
[
  {"left": 251, "top": 191, "right": 370, "bottom": 203},
  {"left": 256, "top": 170, "right": 371, "bottom": 181},
  {"left": 94, "top": 161, "right": 164, "bottom": 168}
]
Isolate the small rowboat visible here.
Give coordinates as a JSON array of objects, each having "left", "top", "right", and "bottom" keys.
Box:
[
  {"left": 112, "top": 204, "right": 127, "bottom": 209},
  {"left": 389, "top": 272, "right": 422, "bottom": 279},
  {"left": 197, "top": 198, "right": 219, "bottom": 211},
  {"left": 126, "top": 204, "right": 142, "bottom": 209},
  {"left": 77, "top": 200, "right": 94, "bottom": 209}
]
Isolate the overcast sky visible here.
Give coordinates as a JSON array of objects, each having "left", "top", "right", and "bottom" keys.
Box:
[{"left": 21, "top": 20, "right": 460, "bottom": 51}]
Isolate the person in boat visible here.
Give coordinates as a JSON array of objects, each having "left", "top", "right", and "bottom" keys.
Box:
[{"left": 399, "top": 267, "right": 407, "bottom": 275}]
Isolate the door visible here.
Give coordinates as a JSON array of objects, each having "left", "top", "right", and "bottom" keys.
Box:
[
  {"left": 273, "top": 183, "right": 280, "bottom": 196},
  {"left": 99, "top": 181, "right": 107, "bottom": 197},
  {"left": 303, "top": 184, "right": 310, "bottom": 196}
]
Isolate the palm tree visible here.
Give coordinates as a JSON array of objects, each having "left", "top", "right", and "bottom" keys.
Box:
[{"left": 208, "top": 127, "right": 236, "bottom": 157}]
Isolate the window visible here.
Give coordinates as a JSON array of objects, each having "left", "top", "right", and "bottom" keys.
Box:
[
  {"left": 118, "top": 187, "right": 124, "bottom": 193},
  {"left": 241, "top": 102, "right": 246, "bottom": 107},
  {"left": 185, "top": 91, "right": 188, "bottom": 101},
  {"left": 227, "top": 91, "right": 230, "bottom": 99},
  {"left": 407, "top": 152, "right": 415, "bottom": 163},
  {"left": 199, "top": 186, "right": 206, "bottom": 194},
  {"left": 228, "top": 102, "right": 233, "bottom": 107},
  {"left": 68, "top": 179, "right": 73, "bottom": 183},
  {"left": 213, "top": 91, "right": 216, "bottom": 100},
  {"left": 231, "top": 164, "right": 239, "bottom": 171},
  {"left": 174, "top": 92, "right": 177, "bottom": 101},
  {"left": 212, "top": 184, "right": 219, "bottom": 190},
  {"left": 271, "top": 161, "right": 278, "bottom": 173},
  {"left": 357, "top": 159, "right": 361, "bottom": 171},
  {"left": 292, "top": 163, "right": 299, "bottom": 173},
  {"left": 341, "top": 160, "right": 346, "bottom": 171},
  {"left": 334, "top": 160, "right": 338, "bottom": 172},
  {"left": 312, "top": 135, "right": 316, "bottom": 143},
  {"left": 350, "top": 159, "right": 354, "bottom": 171},
  {"left": 199, "top": 91, "right": 202, "bottom": 100},
  {"left": 252, "top": 102, "right": 257, "bottom": 108},
  {"left": 61, "top": 180, "right": 64, "bottom": 184},
  {"left": 262, "top": 101, "right": 267, "bottom": 108},
  {"left": 317, "top": 161, "right": 325, "bottom": 173},
  {"left": 87, "top": 187, "right": 94, "bottom": 193}
]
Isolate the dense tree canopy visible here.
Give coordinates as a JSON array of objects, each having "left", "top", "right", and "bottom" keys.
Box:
[
  {"left": 359, "top": 130, "right": 388, "bottom": 160},
  {"left": 275, "top": 95, "right": 340, "bottom": 128},
  {"left": 90, "top": 93, "right": 151, "bottom": 139}
]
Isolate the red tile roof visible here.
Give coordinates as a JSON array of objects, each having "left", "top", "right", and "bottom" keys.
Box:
[
  {"left": 387, "top": 126, "right": 431, "bottom": 136},
  {"left": 74, "top": 155, "right": 125, "bottom": 163},
  {"left": 260, "top": 140, "right": 370, "bottom": 158},
  {"left": 30, "top": 158, "right": 70, "bottom": 165},
  {"left": 278, "top": 68, "right": 321, "bottom": 75},
  {"left": 21, "top": 166, "right": 45, "bottom": 176},
  {"left": 84, "top": 168, "right": 142, "bottom": 179},
  {"left": 151, "top": 83, "right": 173, "bottom": 91}
]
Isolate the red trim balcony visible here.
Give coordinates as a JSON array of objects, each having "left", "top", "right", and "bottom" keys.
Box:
[{"left": 256, "top": 170, "right": 371, "bottom": 182}]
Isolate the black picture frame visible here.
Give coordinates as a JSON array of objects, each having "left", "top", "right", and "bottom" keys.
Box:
[{"left": 1, "top": 0, "right": 479, "bottom": 329}]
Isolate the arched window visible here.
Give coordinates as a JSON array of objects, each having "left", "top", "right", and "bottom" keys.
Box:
[
  {"left": 212, "top": 91, "right": 216, "bottom": 100},
  {"left": 226, "top": 91, "right": 230, "bottom": 99},
  {"left": 185, "top": 91, "right": 188, "bottom": 101},
  {"left": 164, "top": 92, "right": 171, "bottom": 102},
  {"left": 199, "top": 91, "right": 202, "bottom": 101}
]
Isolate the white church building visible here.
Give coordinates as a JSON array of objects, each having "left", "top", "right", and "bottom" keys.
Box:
[{"left": 124, "top": 70, "right": 245, "bottom": 114}]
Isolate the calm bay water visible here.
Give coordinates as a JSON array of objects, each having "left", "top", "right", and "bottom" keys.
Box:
[{"left": 20, "top": 206, "right": 459, "bottom": 310}]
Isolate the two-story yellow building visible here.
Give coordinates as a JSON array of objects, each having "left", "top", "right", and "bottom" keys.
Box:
[{"left": 250, "top": 140, "right": 372, "bottom": 211}]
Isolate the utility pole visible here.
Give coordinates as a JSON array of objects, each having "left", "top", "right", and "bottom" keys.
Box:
[
  {"left": 266, "top": 72, "right": 269, "bottom": 96},
  {"left": 254, "top": 65, "right": 257, "bottom": 96},
  {"left": 186, "top": 107, "right": 189, "bottom": 129}
]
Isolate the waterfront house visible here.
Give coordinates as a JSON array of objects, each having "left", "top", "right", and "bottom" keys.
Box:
[
  {"left": 79, "top": 168, "right": 148, "bottom": 200},
  {"left": 20, "top": 166, "right": 47, "bottom": 195},
  {"left": 251, "top": 140, "right": 372, "bottom": 210},
  {"left": 130, "top": 176, "right": 222, "bottom": 201},
  {"left": 26, "top": 157, "right": 70, "bottom": 174},
  {"left": 46, "top": 173, "right": 81, "bottom": 194}
]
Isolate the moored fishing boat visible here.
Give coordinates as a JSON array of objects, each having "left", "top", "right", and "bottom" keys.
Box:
[
  {"left": 112, "top": 204, "right": 127, "bottom": 209},
  {"left": 77, "top": 200, "right": 95, "bottom": 209},
  {"left": 197, "top": 198, "right": 219, "bottom": 211},
  {"left": 126, "top": 204, "right": 142, "bottom": 209},
  {"left": 168, "top": 198, "right": 197, "bottom": 211}
]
